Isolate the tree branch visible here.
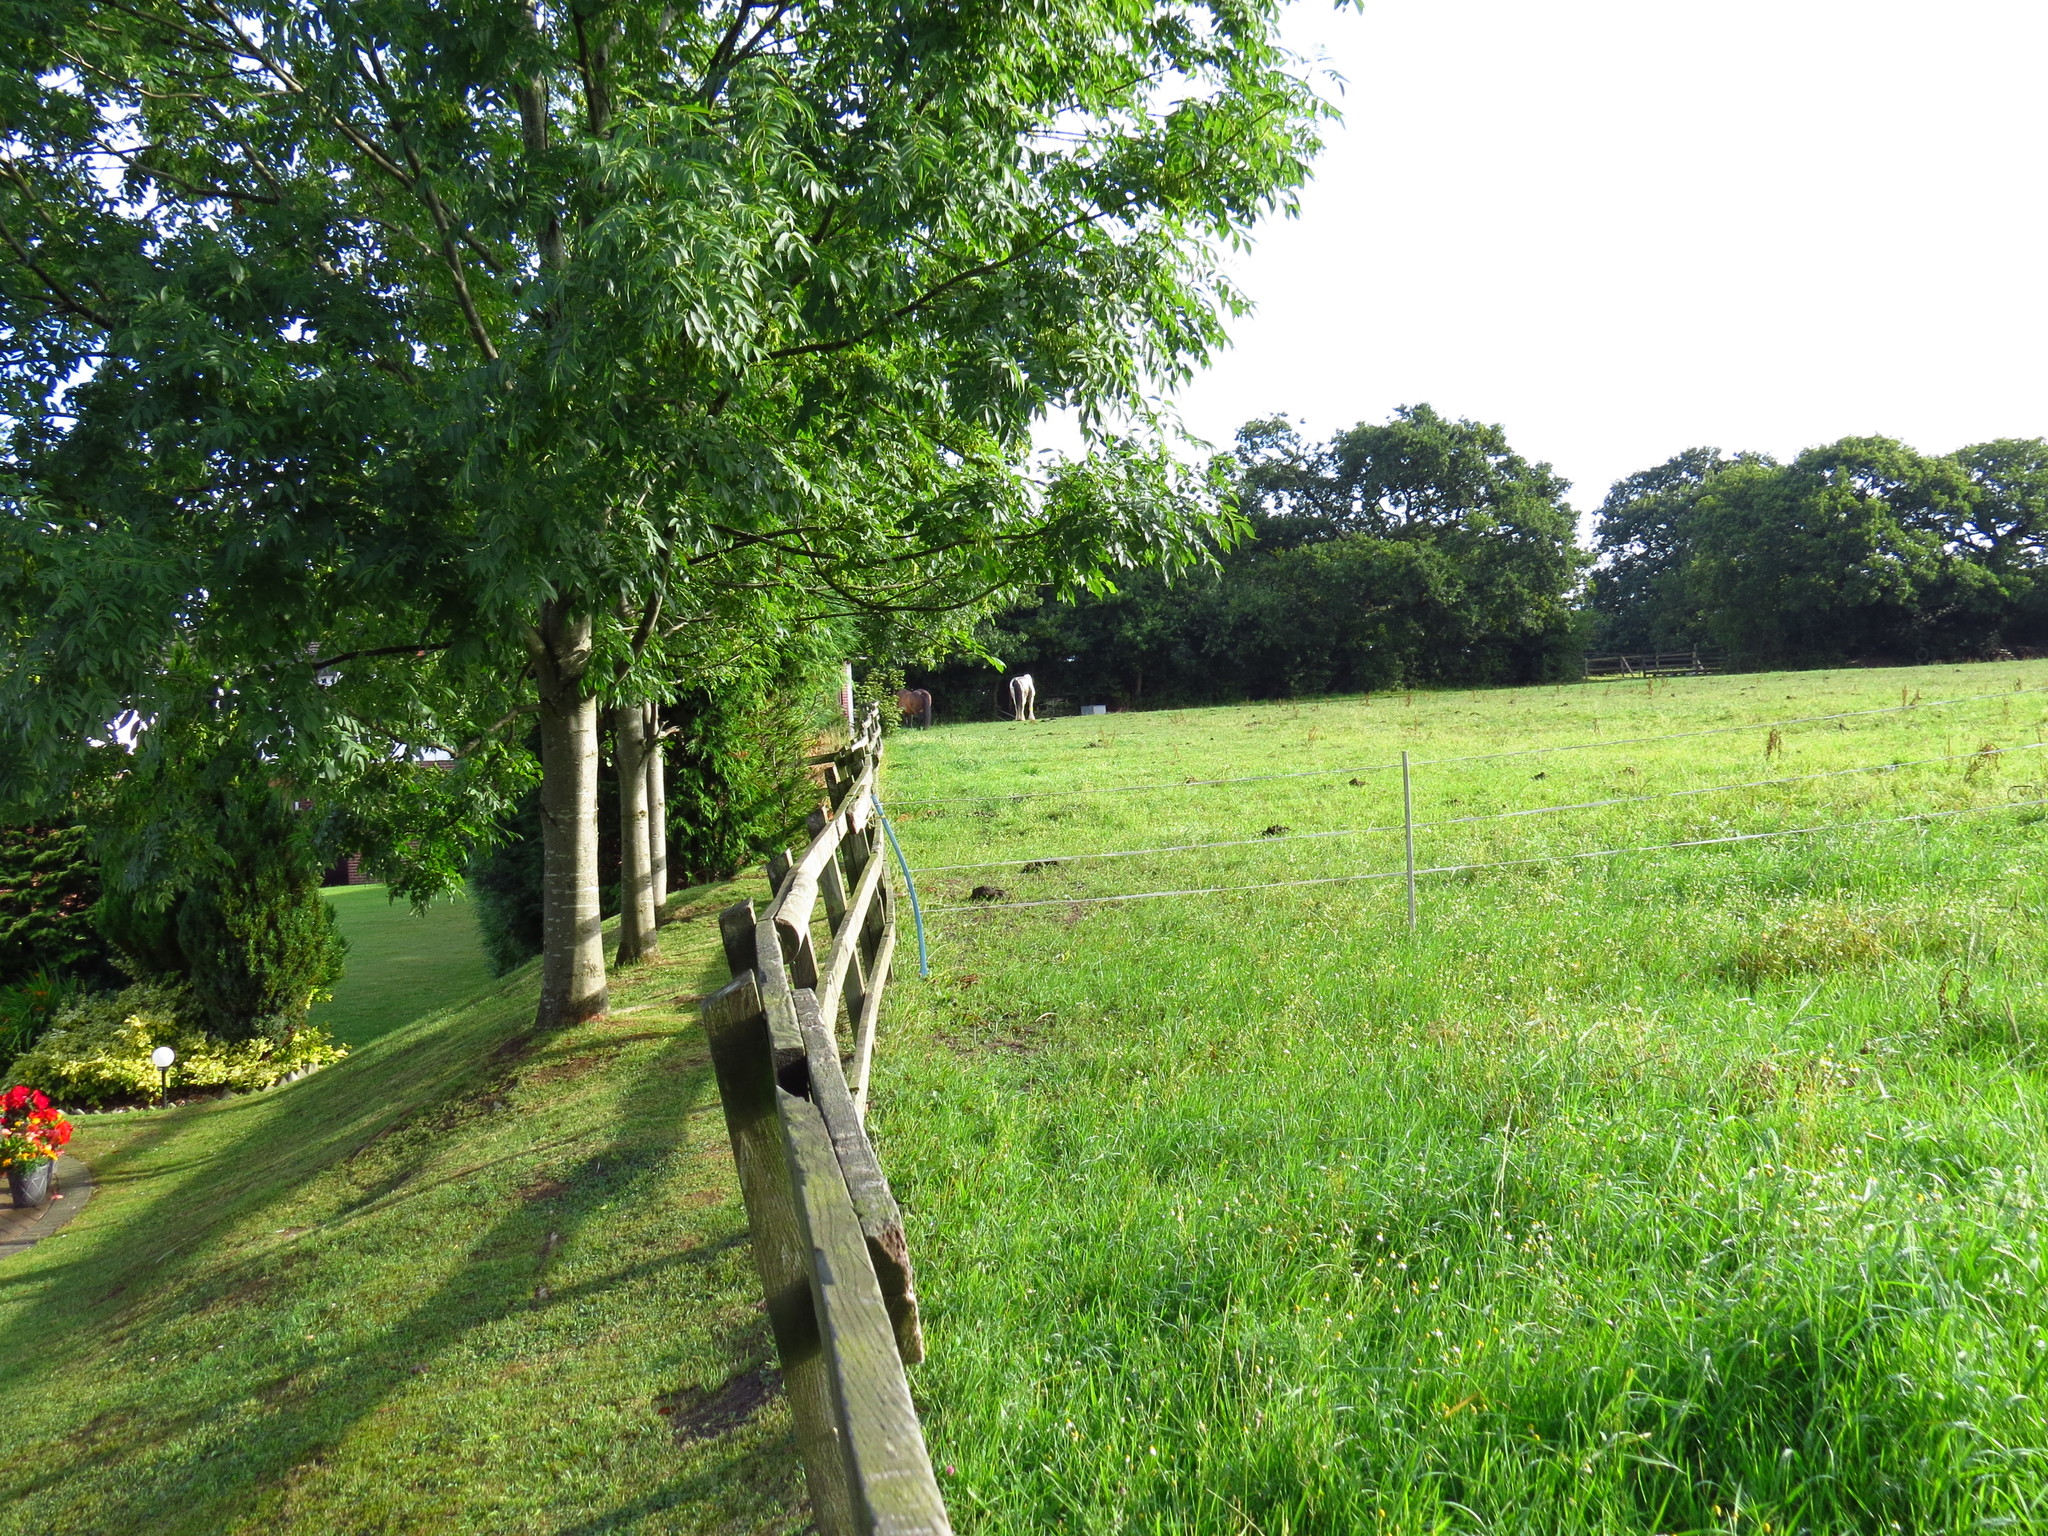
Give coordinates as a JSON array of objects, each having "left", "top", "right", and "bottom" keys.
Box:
[
  {"left": 418, "top": 181, "right": 499, "bottom": 361},
  {"left": 0, "top": 213, "right": 118, "bottom": 330},
  {"left": 458, "top": 703, "right": 540, "bottom": 757},
  {"left": 764, "top": 206, "right": 1109, "bottom": 361},
  {"left": 572, "top": 6, "right": 616, "bottom": 136},
  {"left": 306, "top": 641, "right": 452, "bottom": 669},
  {"left": 181, "top": 1, "right": 422, "bottom": 196},
  {"left": 630, "top": 543, "right": 680, "bottom": 659},
  {"left": 697, "top": 0, "right": 762, "bottom": 104}
]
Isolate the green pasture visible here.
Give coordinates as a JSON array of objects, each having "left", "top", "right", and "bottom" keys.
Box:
[
  {"left": 311, "top": 884, "right": 494, "bottom": 1050},
  {"left": 0, "top": 885, "right": 804, "bottom": 1535},
  {"left": 873, "top": 661, "right": 2048, "bottom": 1534}
]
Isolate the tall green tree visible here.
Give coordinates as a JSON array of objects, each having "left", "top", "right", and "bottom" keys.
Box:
[
  {"left": 1, "top": 0, "right": 1330, "bottom": 1026},
  {"left": 1685, "top": 439, "right": 2003, "bottom": 665},
  {"left": 1589, "top": 436, "right": 2048, "bottom": 668},
  {"left": 1236, "top": 407, "right": 1587, "bottom": 674},
  {"left": 1586, "top": 448, "right": 1752, "bottom": 653}
]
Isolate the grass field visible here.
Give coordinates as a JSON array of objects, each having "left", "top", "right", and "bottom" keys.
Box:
[
  {"left": 0, "top": 884, "right": 806, "bottom": 1535},
  {"left": 9, "top": 662, "right": 2045, "bottom": 1534},
  {"left": 311, "top": 885, "right": 494, "bottom": 1049},
  {"left": 873, "top": 662, "right": 2048, "bottom": 1534}
]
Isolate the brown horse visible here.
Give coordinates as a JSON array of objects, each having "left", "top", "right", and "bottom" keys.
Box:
[{"left": 896, "top": 687, "right": 934, "bottom": 728}]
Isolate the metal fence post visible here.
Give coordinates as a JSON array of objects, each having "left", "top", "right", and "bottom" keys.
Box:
[{"left": 1402, "top": 749, "right": 1417, "bottom": 931}]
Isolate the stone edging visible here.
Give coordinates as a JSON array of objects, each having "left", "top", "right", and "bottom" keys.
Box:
[{"left": 0, "top": 1155, "right": 93, "bottom": 1260}]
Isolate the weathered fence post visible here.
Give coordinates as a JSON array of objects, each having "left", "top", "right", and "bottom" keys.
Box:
[
  {"left": 700, "top": 973, "right": 858, "bottom": 1526},
  {"left": 698, "top": 709, "right": 949, "bottom": 1533}
]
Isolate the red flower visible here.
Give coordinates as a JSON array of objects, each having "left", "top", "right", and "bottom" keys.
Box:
[{"left": 0, "top": 1089, "right": 69, "bottom": 1166}]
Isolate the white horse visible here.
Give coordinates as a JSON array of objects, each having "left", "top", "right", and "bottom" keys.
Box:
[{"left": 1006, "top": 673, "right": 1038, "bottom": 721}]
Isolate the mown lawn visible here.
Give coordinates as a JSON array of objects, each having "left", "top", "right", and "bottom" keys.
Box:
[
  {"left": 873, "top": 662, "right": 2048, "bottom": 1534},
  {"left": 312, "top": 884, "right": 494, "bottom": 1050},
  {"left": 0, "top": 882, "right": 805, "bottom": 1536}
]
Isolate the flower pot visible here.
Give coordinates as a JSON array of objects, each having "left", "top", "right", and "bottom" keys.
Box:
[{"left": 8, "top": 1158, "right": 52, "bottom": 1210}]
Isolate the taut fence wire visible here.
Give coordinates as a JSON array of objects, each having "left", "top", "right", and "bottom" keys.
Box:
[
  {"left": 890, "top": 680, "right": 2048, "bottom": 807},
  {"left": 910, "top": 740, "right": 2048, "bottom": 874},
  {"left": 922, "top": 798, "right": 2048, "bottom": 915}
]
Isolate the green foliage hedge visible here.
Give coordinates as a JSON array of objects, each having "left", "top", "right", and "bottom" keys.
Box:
[
  {"left": 467, "top": 790, "right": 547, "bottom": 978},
  {"left": 665, "top": 684, "right": 820, "bottom": 886},
  {"left": 10, "top": 982, "right": 346, "bottom": 1108}
]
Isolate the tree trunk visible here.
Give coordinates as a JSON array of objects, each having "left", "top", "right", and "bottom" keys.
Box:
[
  {"left": 646, "top": 703, "right": 668, "bottom": 909},
  {"left": 615, "top": 696, "right": 658, "bottom": 964},
  {"left": 534, "top": 602, "right": 607, "bottom": 1027}
]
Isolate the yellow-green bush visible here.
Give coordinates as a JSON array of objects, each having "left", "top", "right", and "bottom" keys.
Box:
[{"left": 7, "top": 983, "right": 346, "bottom": 1108}]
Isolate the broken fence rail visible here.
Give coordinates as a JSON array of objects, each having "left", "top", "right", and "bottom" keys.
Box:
[{"left": 699, "top": 707, "right": 950, "bottom": 1535}]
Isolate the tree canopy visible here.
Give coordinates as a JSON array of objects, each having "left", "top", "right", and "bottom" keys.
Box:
[
  {"left": 2, "top": 0, "right": 1334, "bottom": 1022},
  {"left": 1589, "top": 437, "right": 2048, "bottom": 666},
  {"left": 921, "top": 406, "right": 1588, "bottom": 708}
]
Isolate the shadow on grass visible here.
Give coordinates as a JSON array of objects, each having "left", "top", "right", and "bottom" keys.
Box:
[
  {"left": 0, "top": 943, "right": 801, "bottom": 1533},
  {"left": 0, "top": 972, "right": 537, "bottom": 1318}
]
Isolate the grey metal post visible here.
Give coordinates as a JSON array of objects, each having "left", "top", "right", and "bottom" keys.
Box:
[{"left": 1402, "top": 749, "right": 1416, "bottom": 930}]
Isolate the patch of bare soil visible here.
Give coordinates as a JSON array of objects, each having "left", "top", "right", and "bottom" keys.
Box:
[{"left": 659, "top": 1367, "right": 782, "bottom": 1443}]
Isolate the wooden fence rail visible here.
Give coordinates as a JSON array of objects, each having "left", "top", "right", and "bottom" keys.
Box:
[
  {"left": 1583, "top": 649, "right": 1723, "bottom": 679},
  {"left": 700, "top": 707, "right": 950, "bottom": 1535}
]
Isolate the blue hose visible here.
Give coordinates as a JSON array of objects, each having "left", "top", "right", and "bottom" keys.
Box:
[{"left": 870, "top": 793, "right": 929, "bottom": 978}]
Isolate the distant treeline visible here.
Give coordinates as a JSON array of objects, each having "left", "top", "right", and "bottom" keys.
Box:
[
  {"left": 917, "top": 406, "right": 1587, "bottom": 712},
  {"left": 1589, "top": 437, "right": 2048, "bottom": 665},
  {"left": 913, "top": 413, "right": 2048, "bottom": 716}
]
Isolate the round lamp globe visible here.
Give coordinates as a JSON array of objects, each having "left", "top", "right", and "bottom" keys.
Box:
[{"left": 150, "top": 1046, "right": 176, "bottom": 1070}]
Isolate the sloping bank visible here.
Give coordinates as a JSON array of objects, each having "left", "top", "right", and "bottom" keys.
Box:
[{"left": 0, "top": 880, "right": 805, "bottom": 1536}]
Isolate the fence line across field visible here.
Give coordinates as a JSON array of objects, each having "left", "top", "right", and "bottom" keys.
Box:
[
  {"left": 920, "top": 797, "right": 2048, "bottom": 915},
  {"left": 696, "top": 708, "right": 951, "bottom": 1534},
  {"left": 888, "top": 680, "right": 2048, "bottom": 807},
  {"left": 910, "top": 739, "right": 2048, "bottom": 874}
]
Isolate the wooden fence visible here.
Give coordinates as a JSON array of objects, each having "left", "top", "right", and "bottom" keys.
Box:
[
  {"left": 1583, "top": 649, "right": 1723, "bottom": 679},
  {"left": 699, "top": 707, "right": 951, "bottom": 1535}
]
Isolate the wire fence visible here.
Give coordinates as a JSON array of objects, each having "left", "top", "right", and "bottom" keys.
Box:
[
  {"left": 923, "top": 798, "right": 2048, "bottom": 915},
  {"left": 889, "top": 679, "right": 2048, "bottom": 807},
  {"left": 911, "top": 740, "right": 2048, "bottom": 873}
]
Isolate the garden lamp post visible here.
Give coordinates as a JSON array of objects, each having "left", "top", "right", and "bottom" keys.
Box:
[{"left": 151, "top": 1045, "right": 175, "bottom": 1107}]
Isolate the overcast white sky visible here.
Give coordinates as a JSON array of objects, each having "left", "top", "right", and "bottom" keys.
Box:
[{"left": 1044, "top": 0, "right": 2048, "bottom": 517}]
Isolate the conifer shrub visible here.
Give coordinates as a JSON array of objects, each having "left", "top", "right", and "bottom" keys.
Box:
[
  {"left": 90, "top": 885, "right": 188, "bottom": 981},
  {"left": 174, "top": 791, "right": 347, "bottom": 1044},
  {"left": 853, "top": 661, "right": 908, "bottom": 736},
  {"left": 0, "top": 823, "right": 106, "bottom": 984},
  {"left": 664, "top": 683, "right": 821, "bottom": 885},
  {"left": 467, "top": 790, "right": 547, "bottom": 978}
]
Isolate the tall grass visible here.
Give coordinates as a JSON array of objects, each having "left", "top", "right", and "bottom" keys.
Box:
[{"left": 872, "top": 664, "right": 2048, "bottom": 1534}]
